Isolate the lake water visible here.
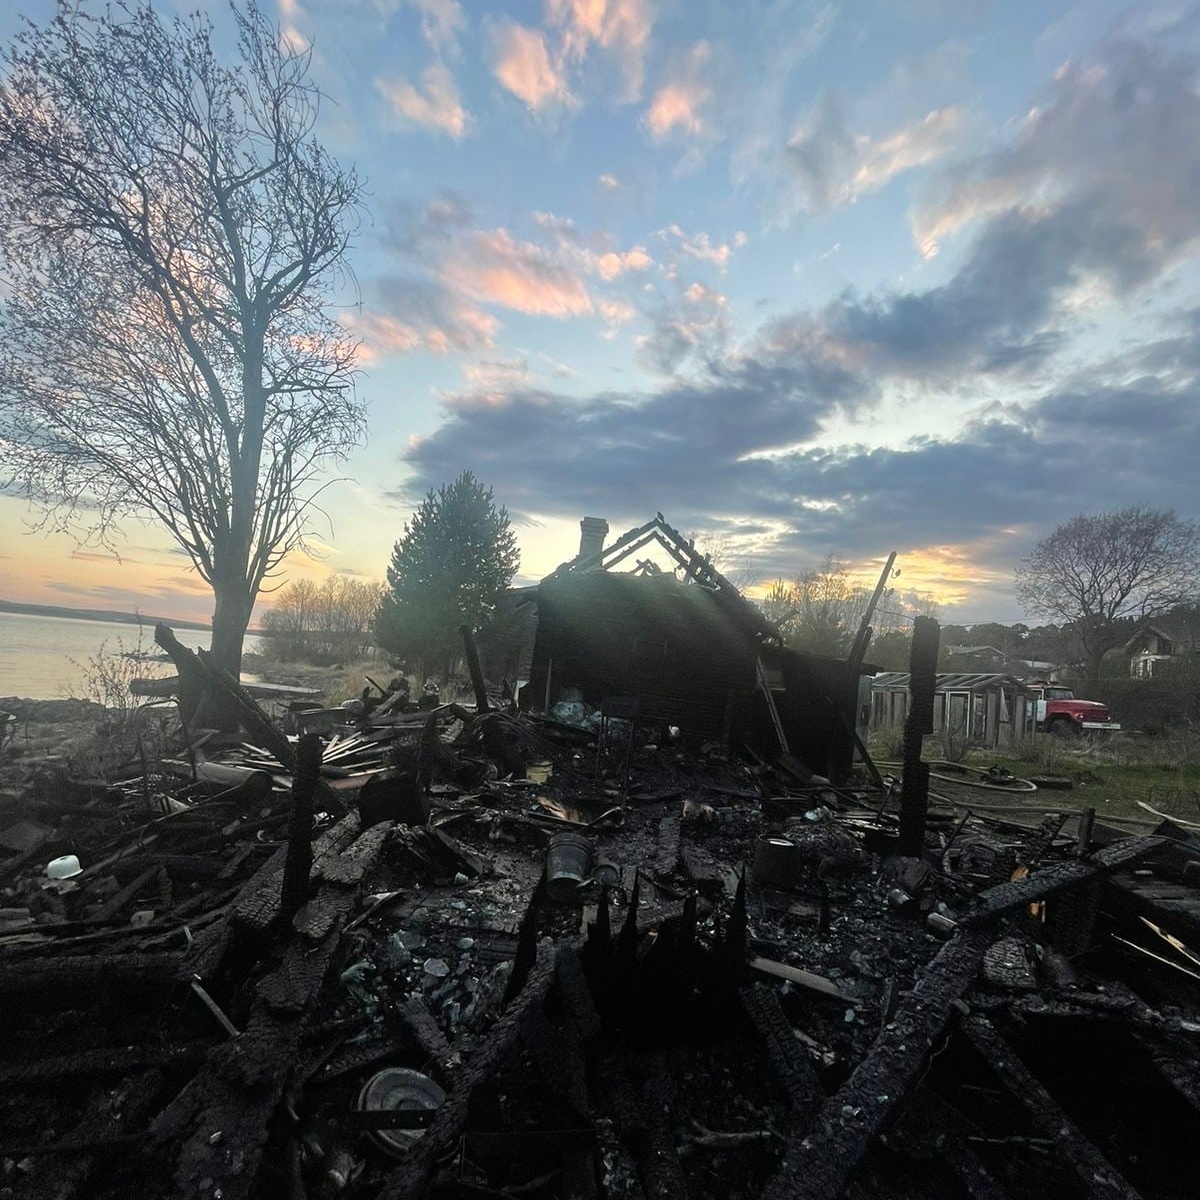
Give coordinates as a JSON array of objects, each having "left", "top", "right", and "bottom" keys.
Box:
[{"left": 0, "top": 611, "right": 263, "bottom": 700}]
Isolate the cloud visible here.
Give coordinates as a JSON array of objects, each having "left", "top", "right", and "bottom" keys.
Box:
[
  {"left": 406, "top": 0, "right": 465, "bottom": 54},
  {"left": 348, "top": 278, "right": 498, "bottom": 360},
  {"left": 443, "top": 228, "right": 594, "bottom": 316},
  {"left": 913, "top": 36, "right": 1200, "bottom": 263},
  {"left": 659, "top": 224, "right": 747, "bottom": 272},
  {"left": 383, "top": 191, "right": 475, "bottom": 257},
  {"left": 489, "top": 21, "right": 575, "bottom": 113},
  {"left": 598, "top": 298, "right": 636, "bottom": 334},
  {"left": 277, "top": 0, "right": 310, "bottom": 52},
  {"left": 757, "top": 31, "right": 1200, "bottom": 389},
  {"left": 530, "top": 211, "right": 654, "bottom": 282},
  {"left": 771, "top": 199, "right": 1149, "bottom": 384},
  {"left": 595, "top": 246, "right": 652, "bottom": 280},
  {"left": 397, "top": 320, "right": 1200, "bottom": 593},
  {"left": 375, "top": 62, "right": 468, "bottom": 138},
  {"left": 363, "top": 194, "right": 657, "bottom": 360},
  {"left": 462, "top": 355, "right": 532, "bottom": 390},
  {"left": 784, "top": 100, "right": 964, "bottom": 214},
  {"left": 636, "top": 280, "right": 731, "bottom": 375},
  {"left": 548, "top": 0, "right": 654, "bottom": 102},
  {"left": 598, "top": 172, "right": 621, "bottom": 190},
  {"left": 645, "top": 42, "right": 712, "bottom": 139}
]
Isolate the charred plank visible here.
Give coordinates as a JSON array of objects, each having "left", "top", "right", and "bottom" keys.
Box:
[
  {"left": 760, "top": 925, "right": 994, "bottom": 1200},
  {"left": 958, "top": 1014, "right": 1143, "bottom": 1200}
]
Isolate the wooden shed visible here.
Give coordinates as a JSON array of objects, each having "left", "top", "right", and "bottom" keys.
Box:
[{"left": 871, "top": 671, "right": 1035, "bottom": 748}]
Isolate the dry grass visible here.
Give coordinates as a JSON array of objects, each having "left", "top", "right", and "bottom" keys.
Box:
[{"left": 967, "top": 730, "right": 1200, "bottom": 823}]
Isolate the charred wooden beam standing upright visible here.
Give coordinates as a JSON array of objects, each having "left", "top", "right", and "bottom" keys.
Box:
[
  {"left": 459, "top": 624, "right": 489, "bottom": 713},
  {"left": 898, "top": 615, "right": 939, "bottom": 856},
  {"left": 281, "top": 733, "right": 321, "bottom": 920}
]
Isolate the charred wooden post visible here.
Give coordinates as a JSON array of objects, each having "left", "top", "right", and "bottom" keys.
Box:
[
  {"left": 761, "top": 925, "right": 994, "bottom": 1200},
  {"left": 740, "top": 985, "right": 820, "bottom": 1116},
  {"left": 897, "top": 614, "right": 938, "bottom": 856},
  {"left": 280, "top": 733, "right": 320, "bottom": 921},
  {"left": 723, "top": 867, "right": 748, "bottom": 986},
  {"left": 459, "top": 622, "right": 490, "bottom": 712},
  {"left": 505, "top": 886, "right": 541, "bottom": 1006}
]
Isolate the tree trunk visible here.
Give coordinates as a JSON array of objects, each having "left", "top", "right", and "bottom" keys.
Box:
[{"left": 210, "top": 580, "right": 254, "bottom": 678}]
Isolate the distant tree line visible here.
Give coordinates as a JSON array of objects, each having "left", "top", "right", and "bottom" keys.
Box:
[{"left": 260, "top": 576, "right": 384, "bottom": 664}]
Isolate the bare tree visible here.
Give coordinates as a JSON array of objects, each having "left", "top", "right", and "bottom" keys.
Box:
[
  {"left": 761, "top": 555, "right": 873, "bottom": 655},
  {"left": 1015, "top": 508, "right": 1200, "bottom": 685},
  {"left": 0, "top": 0, "right": 364, "bottom": 674}
]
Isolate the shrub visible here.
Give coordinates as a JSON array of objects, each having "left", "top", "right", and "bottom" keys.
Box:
[
  {"left": 65, "top": 635, "right": 170, "bottom": 778},
  {"left": 937, "top": 719, "right": 982, "bottom": 763}
]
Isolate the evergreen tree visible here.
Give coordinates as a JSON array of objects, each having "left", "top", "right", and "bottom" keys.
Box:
[{"left": 375, "top": 473, "right": 520, "bottom": 674}]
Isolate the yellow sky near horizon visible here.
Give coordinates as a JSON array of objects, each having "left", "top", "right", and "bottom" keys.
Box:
[{"left": 2, "top": 490, "right": 995, "bottom": 629}]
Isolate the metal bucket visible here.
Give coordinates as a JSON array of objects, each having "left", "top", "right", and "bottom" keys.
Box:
[
  {"left": 750, "top": 835, "right": 803, "bottom": 890},
  {"left": 545, "top": 831, "right": 595, "bottom": 902}
]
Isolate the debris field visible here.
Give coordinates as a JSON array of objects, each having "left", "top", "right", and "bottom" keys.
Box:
[{"left": 2, "top": 605, "right": 1199, "bottom": 1200}]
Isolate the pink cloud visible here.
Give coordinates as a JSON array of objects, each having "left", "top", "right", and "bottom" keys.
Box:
[
  {"left": 346, "top": 299, "right": 498, "bottom": 362},
  {"left": 595, "top": 246, "right": 652, "bottom": 279},
  {"left": 490, "top": 22, "right": 574, "bottom": 112},
  {"left": 277, "top": 0, "right": 310, "bottom": 52},
  {"left": 530, "top": 210, "right": 654, "bottom": 280},
  {"left": 462, "top": 355, "right": 532, "bottom": 390},
  {"left": 599, "top": 297, "right": 635, "bottom": 326},
  {"left": 852, "top": 107, "right": 963, "bottom": 195},
  {"left": 644, "top": 42, "right": 711, "bottom": 139},
  {"left": 789, "top": 103, "right": 963, "bottom": 216},
  {"left": 549, "top": 0, "right": 653, "bottom": 102},
  {"left": 659, "top": 224, "right": 745, "bottom": 272},
  {"left": 444, "top": 229, "right": 594, "bottom": 316},
  {"left": 375, "top": 62, "right": 469, "bottom": 138}
]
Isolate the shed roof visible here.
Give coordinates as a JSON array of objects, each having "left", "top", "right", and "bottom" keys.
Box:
[{"left": 871, "top": 671, "right": 1036, "bottom": 695}]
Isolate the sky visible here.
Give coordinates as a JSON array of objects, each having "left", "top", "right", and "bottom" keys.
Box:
[{"left": 2, "top": 0, "right": 1200, "bottom": 627}]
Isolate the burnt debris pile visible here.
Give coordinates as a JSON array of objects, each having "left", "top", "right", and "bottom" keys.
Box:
[{"left": 2, "top": 562, "right": 1200, "bottom": 1200}]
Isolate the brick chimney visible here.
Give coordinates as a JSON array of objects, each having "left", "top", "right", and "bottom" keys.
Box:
[{"left": 578, "top": 516, "right": 609, "bottom": 568}]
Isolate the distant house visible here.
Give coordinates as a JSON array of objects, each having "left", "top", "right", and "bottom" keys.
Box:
[
  {"left": 1126, "top": 616, "right": 1200, "bottom": 678},
  {"left": 945, "top": 644, "right": 1005, "bottom": 669}
]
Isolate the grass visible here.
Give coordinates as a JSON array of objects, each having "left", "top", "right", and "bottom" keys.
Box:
[
  {"left": 868, "top": 723, "right": 1200, "bottom": 826},
  {"left": 960, "top": 732, "right": 1200, "bottom": 825}
]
